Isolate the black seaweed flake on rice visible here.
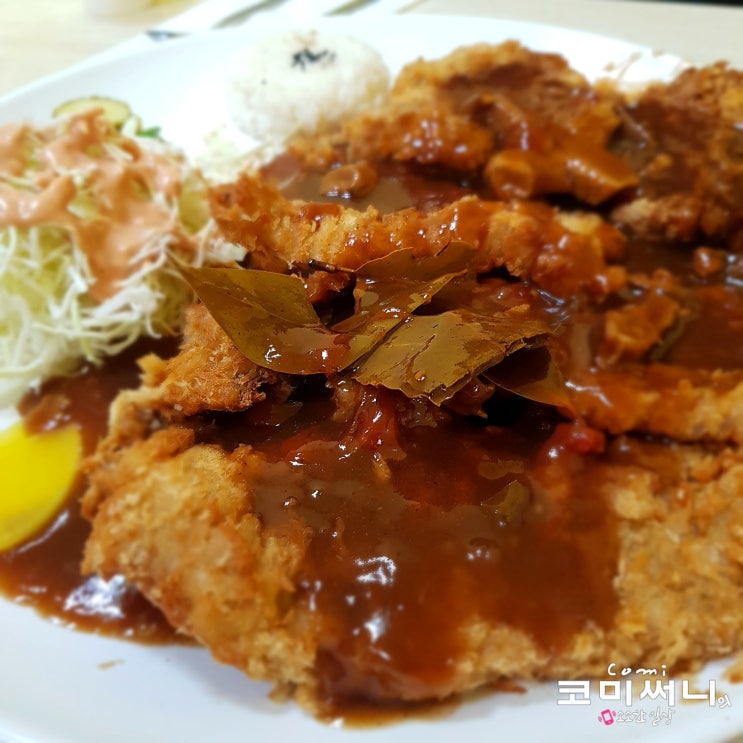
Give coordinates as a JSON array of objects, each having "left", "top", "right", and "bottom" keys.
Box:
[{"left": 291, "top": 48, "right": 337, "bottom": 70}]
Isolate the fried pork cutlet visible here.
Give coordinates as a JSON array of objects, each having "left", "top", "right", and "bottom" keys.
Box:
[
  {"left": 610, "top": 62, "right": 743, "bottom": 247},
  {"left": 82, "top": 41, "right": 743, "bottom": 716},
  {"left": 209, "top": 178, "right": 627, "bottom": 300},
  {"left": 82, "top": 340, "right": 743, "bottom": 711}
]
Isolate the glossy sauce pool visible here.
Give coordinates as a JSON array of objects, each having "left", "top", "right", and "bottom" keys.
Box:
[
  {"left": 0, "top": 339, "right": 183, "bottom": 643},
  {"left": 0, "top": 334, "right": 619, "bottom": 714},
  {"left": 2, "top": 146, "right": 741, "bottom": 716},
  {"left": 191, "top": 379, "right": 619, "bottom": 711}
]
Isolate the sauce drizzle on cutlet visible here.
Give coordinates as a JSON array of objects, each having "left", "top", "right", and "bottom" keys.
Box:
[
  {"left": 194, "top": 380, "right": 619, "bottom": 709},
  {"left": 2, "top": 46, "right": 743, "bottom": 719},
  {"left": 0, "top": 339, "right": 183, "bottom": 644}
]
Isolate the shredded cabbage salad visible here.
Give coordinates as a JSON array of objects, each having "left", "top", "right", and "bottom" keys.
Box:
[{"left": 0, "top": 110, "right": 244, "bottom": 407}]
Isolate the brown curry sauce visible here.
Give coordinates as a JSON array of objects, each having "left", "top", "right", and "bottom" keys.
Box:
[
  {"left": 1, "top": 53, "right": 743, "bottom": 716},
  {"left": 0, "top": 340, "right": 182, "bottom": 643},
  {"left": 1, "top": 158, "right": 742, "bottom": 704},
  {"left": 2, "top": 153, "right": 742, "bottom": 706}
]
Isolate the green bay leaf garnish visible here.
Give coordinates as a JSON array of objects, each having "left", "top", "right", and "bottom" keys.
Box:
[
  {"left": 347, "top": 309, "right": 554, "bottom": 405},
  {"left": 180, "top": 243, "right": 566, "bottom": 407},
  {"left": 178, "top": 263, "right": 346, "bottom": 374},
  {"left": 333, "top": 241, "right": 474, "bottom": 359},
  {"left": 481, "top": 479, "right": 531, "bottom": 527},
  {"left": 484, "top": 345, "right": 574, "bottom": 412},
  {"left": 178, "top": 243, "right": 473, "bottom": 376}
]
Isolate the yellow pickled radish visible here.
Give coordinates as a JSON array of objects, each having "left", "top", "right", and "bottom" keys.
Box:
[{"left": 0, "top": 422, "right": 82, "bottom": 551}]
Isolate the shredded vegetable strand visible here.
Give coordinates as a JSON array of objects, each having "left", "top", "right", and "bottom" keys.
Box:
[{"left": 0, "top": 115, "right": 246, "bottom": 407}]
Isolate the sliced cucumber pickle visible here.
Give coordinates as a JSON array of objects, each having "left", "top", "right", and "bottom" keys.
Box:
[{"left": 52, "top": 96, "right": 134, "bottom": 129}]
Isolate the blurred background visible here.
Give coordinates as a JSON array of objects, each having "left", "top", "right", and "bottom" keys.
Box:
[{"left": 0, "top": 0, "right": 741, "bottom": 95}]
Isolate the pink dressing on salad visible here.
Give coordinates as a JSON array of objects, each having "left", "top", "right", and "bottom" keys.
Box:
[
  {"left": 0, "top": 109, "right": 191, "bottom": 301},
  {"left": 0, "top": 124, "right": 28, "bottom": 176}
]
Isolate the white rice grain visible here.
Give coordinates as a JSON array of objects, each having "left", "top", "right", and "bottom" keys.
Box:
[{"left": 226, "top": 30, "right": 390, "bottom": 143}]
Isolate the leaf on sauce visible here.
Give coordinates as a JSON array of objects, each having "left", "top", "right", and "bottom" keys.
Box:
[
  {"left": 348, "top": 309, "right": 554, "bottom": 405},
  {"left": 180, "top": 244, "right": 566, "bottom": 407},
  {"left": 178, "top": 243, "right": 472, "bottom": 376},
  {"left": 481, "top": 479, "right": 531, "bottom": 527},
  {"left": 484, "top": 345, "right": 574, "bottom": 412},
  {"left": 645, "top": 304, "right": 698, "bottom": 363},
  {"left": 178, "top": 264, "right": 347, "bottom": 374},
  {"left": 332, "top": 241, "right": 474, "bottom": 360},
  {"left": 353, "top": 240, "right": 475, "bottom": 285}
]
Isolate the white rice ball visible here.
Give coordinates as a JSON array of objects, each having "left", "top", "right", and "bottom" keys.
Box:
[{"left": 226, "top": 30, "right": 390, "bottom": 143}]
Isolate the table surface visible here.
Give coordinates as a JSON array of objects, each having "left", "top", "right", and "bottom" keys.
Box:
[{"left": 1, "top": 0, "right": 741, "bottom": 98}]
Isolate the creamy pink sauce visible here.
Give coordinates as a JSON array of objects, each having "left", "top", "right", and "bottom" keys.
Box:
[
  {"left": 0, "top": 124, "right": 27, "bottom": 176},
  {"left": 0, "top": 110, "right": 191, "bottom": 301}
]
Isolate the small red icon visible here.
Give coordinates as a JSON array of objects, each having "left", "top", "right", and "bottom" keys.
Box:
[{"left": 598, "top": 709, "right": 616, "bottom": 726}]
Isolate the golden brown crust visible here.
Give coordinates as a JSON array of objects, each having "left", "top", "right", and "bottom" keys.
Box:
[
  {"left": 290, "top": 41, "right": 622, "bottom": 176},
  {"left": 82, "top": 427, "right": 743, "bottom": 708},
  {"left": 145, "top": 303, "right": 281, "bottom": 417},
  {"left": 569, "top": 365, "right": 743, "bottom": 444},
  {"left": 82, "top": 433, "right": 319, "bottom": 699},
  {"left": 211, "top": 178, "right": 626, "bottom": 299},
  {"left": 611, "top": 63, "right": 743, "bottom": 246},
  {"left": 81, "top": 303, "right": 287, "bottom": 515},
  {"left": 79, "top": 41, "right": 743, "bottom": 715}
]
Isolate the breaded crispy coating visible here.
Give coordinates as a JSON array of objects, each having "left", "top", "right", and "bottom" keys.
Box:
[
  {"left": 569, "top": 365, "right": 743, "bottom": 444},
  {"left": 211, "top": 177, "right": 626, "bottom": 299},
  {"left": 611, "top": 63, "right": 743, "bottom": 247},
  {"left": 81, "top": 40, "right": 743, "bottom": 717},
  {"left": 140, "top": 303, "right": 283, "bottom": 418},
  {"left": 82, "top": 401, "right": 743, "bottom": 710}
]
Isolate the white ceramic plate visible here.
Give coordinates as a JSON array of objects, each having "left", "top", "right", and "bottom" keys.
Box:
[{"left": 0, "top": 14, "right": 739, "bottom": 743}]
